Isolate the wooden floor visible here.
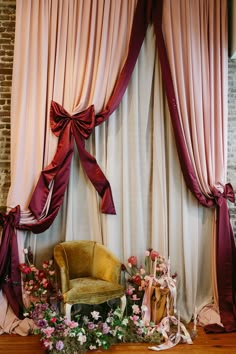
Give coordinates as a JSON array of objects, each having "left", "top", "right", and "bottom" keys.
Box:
[{"left": 0, "top": 326, "right": 236, "bottom": 353}]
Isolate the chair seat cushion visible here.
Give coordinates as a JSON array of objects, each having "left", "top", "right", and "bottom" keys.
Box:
[{"left": 64, "top": 277, "right": 124, "bottom": 304}]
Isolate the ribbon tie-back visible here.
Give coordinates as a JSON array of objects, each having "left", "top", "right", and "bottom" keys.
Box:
[
  {"left": 212, "top": 183, "right": 235, "bottom": 206},
  {"left": 29, "top": 101, "right": 116, "bottom": 221}
]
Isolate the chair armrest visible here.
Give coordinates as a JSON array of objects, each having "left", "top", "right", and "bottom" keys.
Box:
[{"left": 54, "top": 245, "right": 70, "bottom": 294}]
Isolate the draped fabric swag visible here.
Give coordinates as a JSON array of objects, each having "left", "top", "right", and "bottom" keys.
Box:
[{"left": 0, "top": 0, "right": 235, "bottom": 334}]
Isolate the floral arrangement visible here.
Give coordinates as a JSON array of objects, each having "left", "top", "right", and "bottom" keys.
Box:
[
  {"left": 19, "top": 247, "right": 57, "bottom": 303},
  {"left": 21, "top": 248, "right": 194, "bottom": 353},
  {"left": 25, "top": 302, "right": 163, "bottom": 353},
  {"left": 122, "top": 249, "right": 177, "bottom": 322}
]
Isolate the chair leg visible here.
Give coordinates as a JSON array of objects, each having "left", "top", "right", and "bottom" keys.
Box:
[
  {"left": 65, "top": 303, "right": 73, "bottom": 321},
  {"left": 120, "top": 294, "right": 127, "bottom": 317}
]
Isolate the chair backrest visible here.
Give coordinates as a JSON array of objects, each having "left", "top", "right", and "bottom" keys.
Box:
[
  {"left": 57, "top": 240, "right": 96, "bottom": 280},
  {"left": 54, "top": 240, "right": 122, "bottom": 285}
]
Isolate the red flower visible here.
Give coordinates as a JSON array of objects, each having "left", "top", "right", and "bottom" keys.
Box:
[
  {"left": 132, "top": 275, "right": 141, "bottom": 286},
  {"left": 128, "top": 256, "right": 137, "bottom": 266},
  {"left": 18, "top": 263, "right": 32, "bottom": 274},
  {"left": 150, "top": 250, "right": 159, "bottom": 261},
  {"left": 38, "top": 270, "right": 46, "bottom": 280}
]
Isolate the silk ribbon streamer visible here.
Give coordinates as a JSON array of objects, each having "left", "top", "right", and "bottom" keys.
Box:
[{"left": 0, "top": 206, "right": 23, "bottom": 318}]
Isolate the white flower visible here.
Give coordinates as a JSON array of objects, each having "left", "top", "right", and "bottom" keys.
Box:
[
  {"left": 23, "top": 248, "right": 28, "bottom": 254},
  {"left": 77, "top": 333, "right": 87, "bottom": 344},
  {"left": 132, "top": 304, "right": 140, "bottom": 314},
  {"left": 91, "top": 311, "right": 100, "bottom": 320},
  {"left": 89, "top": 345, "right": 97, "bottom": 350},
  {"left": 122, "top": 318, "right": 128, "bottom": 326},
  {"left": 96, "top": 338, "right": 102, "bottom": 346},
  {"left": 68, "top": 332, "right": 76, "bottom": 337}
]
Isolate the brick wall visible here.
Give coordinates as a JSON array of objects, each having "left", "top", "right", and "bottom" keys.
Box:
[
  {"left": 0, "top": 1, "right": 236, "bottom": 237},
  {"left": 0, "top": 0, "right": 15, "bottom": 212}
]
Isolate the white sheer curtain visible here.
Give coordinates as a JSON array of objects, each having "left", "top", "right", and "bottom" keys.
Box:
[{"left": 7, "top": 0, "right": 214, "bottom": 322}]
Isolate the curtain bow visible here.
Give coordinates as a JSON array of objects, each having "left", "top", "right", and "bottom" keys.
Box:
[
  {"left": 212, "top": 183, "right": 235, "bottom": 206},
  {"left": 50, "top": 100, "right": 95, "bottom": 140},
  {"left": 50, "top": 101, "right": 116, "bottom": 215},
  {"left": 29, "top": 101, "right": 116, "bottom": 221}
]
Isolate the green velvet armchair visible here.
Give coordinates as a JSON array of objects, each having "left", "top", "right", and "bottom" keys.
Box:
[{"left": 53, "top": 240, "right": 126, "bottom": 320}]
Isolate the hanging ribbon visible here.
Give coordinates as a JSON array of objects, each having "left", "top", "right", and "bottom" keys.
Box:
[{"left": 0, "top": 206, "right": 24, "bottom": 318}]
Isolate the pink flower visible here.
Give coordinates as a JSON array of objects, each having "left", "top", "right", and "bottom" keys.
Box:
[
  {"left": 88, "top": 322, "right": 95, "bottom": 330},
  {"left": 126, "top": 286, "right": 135, "bottom": 296},
  {"left": 64, "top": 320, "right": 78, "bottom": 328},
  {"left": 128, "top": 256, "right": 137, "bottom": 266},
  {"left": 42, "top": 326, "right": 55, "bottom": 338},
  {"left": 130, "top": 315, "right": 139, "bottom": 322},
  {"left": 145, "top": 250, "right": 150, "bottom": 257},
  {"left": 42, "top": 339, "right": 53, "bottom": 350}
]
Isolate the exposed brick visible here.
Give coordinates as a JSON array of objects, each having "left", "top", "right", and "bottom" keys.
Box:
[{"left": 0, "top": 0, "right": 14, "bottom": 208}]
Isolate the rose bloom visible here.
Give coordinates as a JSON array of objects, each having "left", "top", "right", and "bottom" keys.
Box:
[
  {"left": 145, "top": 250, "right": 150, "bottom": 257},
  {"left": 150, "top": 250, "right": 159, "bottom": 261},
  {"left": 132, "top": 275, "right": 141, "bottom": 286},
  {"left": 50, "top": 317, "right": 57, "bottom": 323},
  {"left": 128, "top": 256, "right": 137, "bottom": 266},
  {"left": 77, "top": 333, "right": 87, "bottom": 344},
  {"left": 88, "top": 322, "right": 95, "bottom": 330}
]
